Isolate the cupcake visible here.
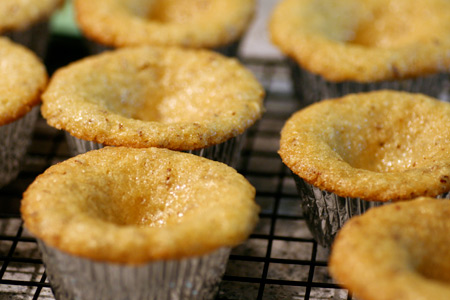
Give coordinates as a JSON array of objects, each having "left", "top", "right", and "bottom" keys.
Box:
[
  {"left": 279, "top": 90, "right": 450, "bottom": 247},
  {"left": 269, "top": 0, "right": 450, "bottom": 106},
  {"left": 21, "top": 146, "right": 259, "bottom": 300},
  {"left": 74, "top": 0, "right": 256, "bottom": 56},
  {"left": 0, "top": 37, "right": 48, "bottom": 188},
  {"left": 329, "top": 197, "right": 450, "bottom": 300},
  {"left": 41, "top": 45, "right": 265, "bottom": 167},
  {"left": 0, "top": 0, "right": 64, "bottom": 58}
]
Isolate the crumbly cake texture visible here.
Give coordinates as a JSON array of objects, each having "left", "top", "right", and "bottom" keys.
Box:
[
  {"left": 279, "top": 90, "right": 450, "bottom": 201},
  {"left": 41, "top": 46, "right": 264, "bottom": 150},
  {"left": 21, "top": 147, "right": 259, "bottom": 264},
  {"left": 269, "top": 0, "right": 450, "bottom": 82},
  {"left": 0, "top": 0, "right": 63, "bottom": 33},
  {"left": 0, "top": 37, "right": 48, "bottom": 126},
  {"left": 329, "top": 198, "right": 450, "bottom": 300},
  {"left": 74, "top": 0, "right": 255, "bottom": 49}
]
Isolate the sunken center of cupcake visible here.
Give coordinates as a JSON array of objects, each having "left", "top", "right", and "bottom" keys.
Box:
[
  {"left": 328, "top": 104, "right": 450, "bottom": 173},
  {"left": 87, "top": 55, "right": 240, "bottom": 124},
  {"left": 347, "top": 1, "right": 447, "bottom": 48},
  {"left": 403, "top": 214, "right": 450, "bottom": 284},
  {"left": 415, "top": 249, "right": 450, "bottom": 284},
  {"left": 86, "top": 163, "right": 198, "bottom": 227},
  {"left": 147, "top": 0, "right": 213, "bottom": 23},
  {"left": 124, "top": 0, "right": 214, "bottom": 24}
]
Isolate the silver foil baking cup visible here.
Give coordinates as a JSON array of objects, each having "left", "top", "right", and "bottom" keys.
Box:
[
  {"left": 293, "top": 174, "right": 450, "bottom": 248},
  {"left": 4, "top": 21, "right": 51, "bottom": 59},
  {"left": 64, "top": 132, "right": 104, "bottom": 155},
  {"left": 186, "top": 132, "right": 246, "bottom": 168},
  {"left": 290, "top": 61, "right": 449, "bottom": 107},
  {"left": 84, "top": 39, "right": 241, "bottom": 57},
  {"left": 83, "top": 39, "right": 113, "bottom": 55},
  {"left": 212, "top": 40, "right": 241, "bottom": 57},
  {"left": 65, "top": 131, "right": 246, "bottom": 168},
  {"left": 37, "top": 240, "right": 231, "bottom": 300},
  {"left": 0, "top": 106, "right": 39, "bottom": 188}
]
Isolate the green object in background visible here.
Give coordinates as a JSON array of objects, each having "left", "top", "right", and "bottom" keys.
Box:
[{"left": 50, "top": 0, "right": 82, "bottom": 37}]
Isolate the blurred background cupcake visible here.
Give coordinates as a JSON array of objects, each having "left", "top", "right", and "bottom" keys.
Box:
[
  {"left": 269, "top": 0, "right": 450, "bottom": 107},
  {"left": 0, "top": 0, "right": 64, "bottom": 58},
  {"left": 41, "top": 45, "right": 265, "bottom": 167},
  {"left": 279, "top": 90, "right": 450, "bottom": 247},
  {"left": 73, "top": 0, "right": 257, "bottom": 56},
  {"left": 0, "top": 37, "right": 48, "bottom": 189},
  {"left": 329, "top": 197, "right": 450, "bottom": 300}
]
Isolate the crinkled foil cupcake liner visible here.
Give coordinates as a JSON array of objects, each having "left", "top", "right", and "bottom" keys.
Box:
[
  {"left": 65, "top": 131, "right": 246, "bottom": 168},
  {"left": 4, "top": 22, "right": 51, "bottom": 59},
  {"left": 293, "top": 174, "right": 450, "bottom": 248},
  {"left": 37, "top": 240, "right": 231, "bottom": 300},
  {"left": 84, "top": 39, "right": 241, "bottom": 57},
  {"left": 290, "top": 61, "right": 449, "bottom": 107},
  {"left": 0, "top": 107, "right": 39, "bottom": 188},
  {"left": 185, "top": 132, "right": 246, "bottom": 168},
  {"left": 83, "top": 40, "right": 112, "bottom": 55},
  {"left": 64, "top": 132, "right": 104, "bottom": 154},
  {"left": 212, "top": 40, "right": 241, "bottom": 57}
]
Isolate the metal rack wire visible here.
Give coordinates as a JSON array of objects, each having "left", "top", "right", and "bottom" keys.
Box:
[{"left": 0, "top": 38, "right": 351, "bottom": 299}]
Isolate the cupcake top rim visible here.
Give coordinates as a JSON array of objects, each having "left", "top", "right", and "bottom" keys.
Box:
[
  {"left": 0, "top": 0, "right": 63, "bottom": 33},
  {"left": 269, "top": 0, "right": 450, "bottom": 82},
  {"left": 329, "top": 197, "right": 450, "bottom": 300},
  {"left": 41, "top": 45, "right": 265, "bottom": 150},
  {"left": 21, "top": 146, "right": 259, "bottom": 264},
  {"left": 74, "top": 0, "right": 256, "bottom": 49},
  {"left": 279, "top": 90, "right": 450, "bottom": 201},
  {"left": 0, "top": 37, "right": 48, "bottom": 126}
]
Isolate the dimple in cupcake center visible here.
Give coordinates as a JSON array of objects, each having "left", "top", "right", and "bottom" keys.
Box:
[
  {"left": 415, "top": 252, "right": 450, "bottom": 285},
  {"left": 394, "top": 218, "right": 450, "bottom": 285},
  {"left": 328, "top": 107, "right": 450, "bottom": 173},
  {"left": 146, "top": 0, "right": 213, "bottom": 23},
  {"left": 123, "top": 0, "right": 215, "bottom": 24},
  {"left": 347, "top": 0, "right": 448, "bottom": 48},
  {"left": 85, "top": 53, "right": 240, "bottom": 124},
  {"left": 85, "top": 163, "right": 198, "bottom": 228}
]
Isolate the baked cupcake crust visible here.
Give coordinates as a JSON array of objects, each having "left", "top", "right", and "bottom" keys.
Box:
[
  {"left": 0, "top": 37, "right": 47, "bottom": 126},
  {"left": 329, "top": 198, "right": 450, "bottom": 300},
  {"left": 0, "top": 0, "right": 63, "bottom": 33},
  {"left": 279, "top": 90, "right": 450, "bottom": 201},
  {"left": 269, "top": 0, "right": 450, "bottom": 82},
  {"left": 21, "top": 147, "right": 259, "bottom": 264},
  {"left": 41, "top": 46, "right": 264, "bottom": 150},
  {"left": 74, "top": 0, "right": 255, "bottom": 49}
]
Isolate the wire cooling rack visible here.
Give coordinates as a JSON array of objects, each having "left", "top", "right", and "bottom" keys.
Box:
[{"left": 0, "top": 36, "right": 351, "bottom": 300}]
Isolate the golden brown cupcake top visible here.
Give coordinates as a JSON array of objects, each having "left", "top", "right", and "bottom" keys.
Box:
[
  {"left": 74, "top": 0, "right": 255, "bottom": 49},
  {"left": 41, "top": 46, "right": 264, "bottom": 150},
  {"left": 269, "top": 0, "right": 450, "bottom": 82},
  {"left": 0, "top": 37, "right": 47, "bottom": 126},
  {"left": 0, "top": 0, "right": 63, "bottom": 33},
  {"left": 21, "top": 147, "right": 259, "bottom": 264},
  {"left": 279, "top": 90, "right": 450, "bottom": 201},
  {"left": 329, "top": 198, "right": 450, "bottom": 300}
]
